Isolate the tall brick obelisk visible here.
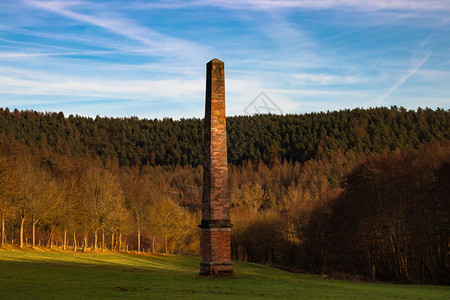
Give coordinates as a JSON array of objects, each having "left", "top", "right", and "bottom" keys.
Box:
[{"left": 199, "top": 58, "right": 233, "bottom": 276}]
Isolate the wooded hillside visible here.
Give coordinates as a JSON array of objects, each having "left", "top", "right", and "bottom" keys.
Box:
[
  {"left": 1, "top": 106, "right": 448, "bottom": 166},
  {"left": 0, "top": 107, "right": 448, "bottom": 285}
]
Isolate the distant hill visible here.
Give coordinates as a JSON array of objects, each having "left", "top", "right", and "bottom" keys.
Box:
[{"left": 0, "top": 106, "right": 448, "bottom": 166}]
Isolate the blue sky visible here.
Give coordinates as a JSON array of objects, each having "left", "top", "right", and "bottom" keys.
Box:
[{"left": 0, "top": 0, "right": 449, "bottom": 119}]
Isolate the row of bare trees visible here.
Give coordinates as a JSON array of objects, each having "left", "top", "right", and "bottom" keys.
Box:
[
  {"left": 1, "top": 135, "right": 448, "bottom": 284},
  {"left": 228, "top": 141, "right": 449, "bottom": 285},
  {"left": 0, "top": 140, "right": 199, "bottom": 254},
  {"left": 323, "top": 142, "right": 449, "bottom": 284}
]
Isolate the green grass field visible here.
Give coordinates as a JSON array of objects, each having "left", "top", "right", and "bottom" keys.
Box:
[{"left": 0, "top": 247, "right": 448, "bottom": 299}]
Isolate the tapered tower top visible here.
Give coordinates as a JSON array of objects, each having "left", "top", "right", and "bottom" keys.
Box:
[{"left": 208, "top": 58, "right": 223, "bottom": 64}]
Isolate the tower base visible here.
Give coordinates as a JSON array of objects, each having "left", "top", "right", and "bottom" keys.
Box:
[
  {"left": 199, "top": 225, "right": 233, "bottom": 276},
  {"left": 200, "top": 261, "right": 233, "bottom": 276}
]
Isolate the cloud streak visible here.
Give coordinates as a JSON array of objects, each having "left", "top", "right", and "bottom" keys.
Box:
[
  {"left": 0, "top": 68, "right": 204, "bottom": 101},
  {"left": 377, "top": 51, "right": 432, "bottom": 103},
  {"left": 22, "top": 0, "right": 210, "bottom": 58},
  {"left": 0, "top": 50, "right": 127, "bottom": 58},
  {"left": 293, "top": 73, "right": 366, "bottom": 85},
  {"left": 137, "top": 0, "right": 450, "bottom": 11}
]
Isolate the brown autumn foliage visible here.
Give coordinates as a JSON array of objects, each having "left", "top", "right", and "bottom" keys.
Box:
[
  {"left": 0, "top": 134, "right": 448, "bottom": 284},
  {"left": 320, "top": 141, "right": 449, "bottom": 284}
]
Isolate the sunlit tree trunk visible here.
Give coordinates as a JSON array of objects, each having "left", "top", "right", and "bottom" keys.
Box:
[
  {"left": 49, "top": 227, "right": 54, "bottom": 249},
  {"left": 152, "top": 236, "right": 155, "bottom": 253},
  {"left": 63, "top": 227, "right": 67, "bottom": 250},
  {"left": 20, "top": 216, "right": 25, "bottom": 248},
  {"left": 101, "top": 229, "right": 105, "bottom": 251},
  {"left": 137, "top": 227, "right": 141, "bottom": 253},
  {"left": 119, "top": 233, "right": 122, "bottom": 251},
  {"left": 1, "top": 214, "right": 5, "bottom": 246},
  {"left": 94, "top": 230, "right": 98, "bottom": 251},
  {"left": 83, "top": 232, "right": 88, "bottom": 252},
  {"left": 32, "top": 220, "right": 38, "bottom": 248},
  {"left": 165, "top": 232, "right": 168, "bottom": 254},
  {"left": 111, "top": 233, "right": 114, "bottom": 251},
  {"left": 73, "top": 230, "right": 77, "bottom": 251}
]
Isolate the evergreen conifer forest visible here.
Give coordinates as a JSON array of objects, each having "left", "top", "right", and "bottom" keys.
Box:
[{"left": 0, "top": 107, "right": 448, "bottom": 285}]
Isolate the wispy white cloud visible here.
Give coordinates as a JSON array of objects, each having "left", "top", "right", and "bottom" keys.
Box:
[
  {"left": 377, "top": 51, "right": 432, "bottom": 103},
  {"left": 0, "top": 50, "right": 127, "bottom": 58},
  {"left": 0, "top": 68, "right": 204, "bottom": 101},
  {"left": 416, "top": 69, "right": 450, "bottom": 81},
  {"left": 22, "top": 0, "right": 210, "bottom": 58},
  {"left": 0, "top": 25, "right": 127, "bottom": 50},
  {"left": 0, "top": 37, "right": 72, "bottom": 51},
  {"left": 0, "top": 25, "right": 188, "bottom": 61},
  {"left": 293, "top": 73, "right": 366, "bottom": 85},
  {"left": 260, "top": 13, "right": 317, "bottom": 48},
  {"left": 136, "top": 0, "right": 450, "bottom": 11}
]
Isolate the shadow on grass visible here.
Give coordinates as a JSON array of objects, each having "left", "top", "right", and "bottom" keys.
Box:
[{"left": 0, "top": 250, "right": 449, "bottom": 300}]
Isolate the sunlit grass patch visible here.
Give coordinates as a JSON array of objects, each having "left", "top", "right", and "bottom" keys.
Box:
[{"left": 0, "top": 248, "right": 449, "bottom": 299}]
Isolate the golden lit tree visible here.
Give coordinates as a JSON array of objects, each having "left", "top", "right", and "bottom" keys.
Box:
[
  {"left": 82, "top": 166, "right": 124, "bottom": 251},
  {"left": 149, "top": 197, "right": 185, "bottom": 254},
  {"left": 0, "top": 155, "right": 17, "bottom": 246}
]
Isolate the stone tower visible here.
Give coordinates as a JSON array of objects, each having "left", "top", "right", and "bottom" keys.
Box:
[{"left": 199, "top": 58, "right": 233, "bottom": 276}]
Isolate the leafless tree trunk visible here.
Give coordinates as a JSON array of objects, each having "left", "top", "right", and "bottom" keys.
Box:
[
  {"left": 32, "top": 220, "right": 37, "bottom": 248},
  {"left": 73, "top": 230, "right": 77, "bottom": 251},
  {"left": 165, "top": 232, "right": 168, "bottom": 254},
  {"left": 63, "top": 227, "right": 67, "bottom": 250},
  {"left": 119, "top": 233, "right": 122, "bottom": 251},
  {"left": 152, "top": 235, "right": 155, "bottom": 253},
  {"left": 1, "top": 214, "right": 5, "bottom": 246},
  {"left": 111, "top": 233, "right": 114, "bottom": 251},
  {"left": 19, "top": 216, "right": 25, "bottom": 248},
  {"left": 83, "top": 232, "right": 88, "bottom": 252},
  {"left": 49, "top": 226, "right": 54, "bottom": 249},
  {"left": 101, "top": 229, "right": 105, "bottom": 251},
  {"left": 137, "top": 227, "right": 141, "bottom": 253},
  {"left": 94, "top": 230, "right": 98, "bottom": 251}
]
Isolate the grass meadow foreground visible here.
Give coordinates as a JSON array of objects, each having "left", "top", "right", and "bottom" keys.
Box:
[{"left": 0, "top": 247, "right": 449, "bottom": 299}]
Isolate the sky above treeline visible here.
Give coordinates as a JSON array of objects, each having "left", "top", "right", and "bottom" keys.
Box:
[{"left": 0, "top": 0, "right": 449, "bottom": 119}]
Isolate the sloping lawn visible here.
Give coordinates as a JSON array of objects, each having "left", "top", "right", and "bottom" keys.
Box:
[{"left": 0, "top": 247, "right": 448, "bottom": 299}]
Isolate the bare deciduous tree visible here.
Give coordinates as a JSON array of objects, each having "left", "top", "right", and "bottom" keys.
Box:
[
  {"left": 82, "top": 166, "right": 124, "bottom": 251},
  {"left": 149, "top": 197, "right": 185, "bottom": 254},
  {"left": 0, "top": 155, "right": 17, "bottom": 246}
]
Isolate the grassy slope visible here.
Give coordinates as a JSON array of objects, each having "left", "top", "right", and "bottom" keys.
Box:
[{"left": 0, "top": 247, "right": 448, "bottom": 299}]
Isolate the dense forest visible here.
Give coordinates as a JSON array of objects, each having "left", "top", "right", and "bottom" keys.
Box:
[
  {"left": 0, "top": 106, "right": 448, "bottom": 166},
  {"left": 0, "top": 107, "right": 448, "bottom": 285}
]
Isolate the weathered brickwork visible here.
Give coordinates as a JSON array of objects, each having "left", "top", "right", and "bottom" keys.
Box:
[{"left": 199, "top": 58, "right": 233, "bottom": 276}]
